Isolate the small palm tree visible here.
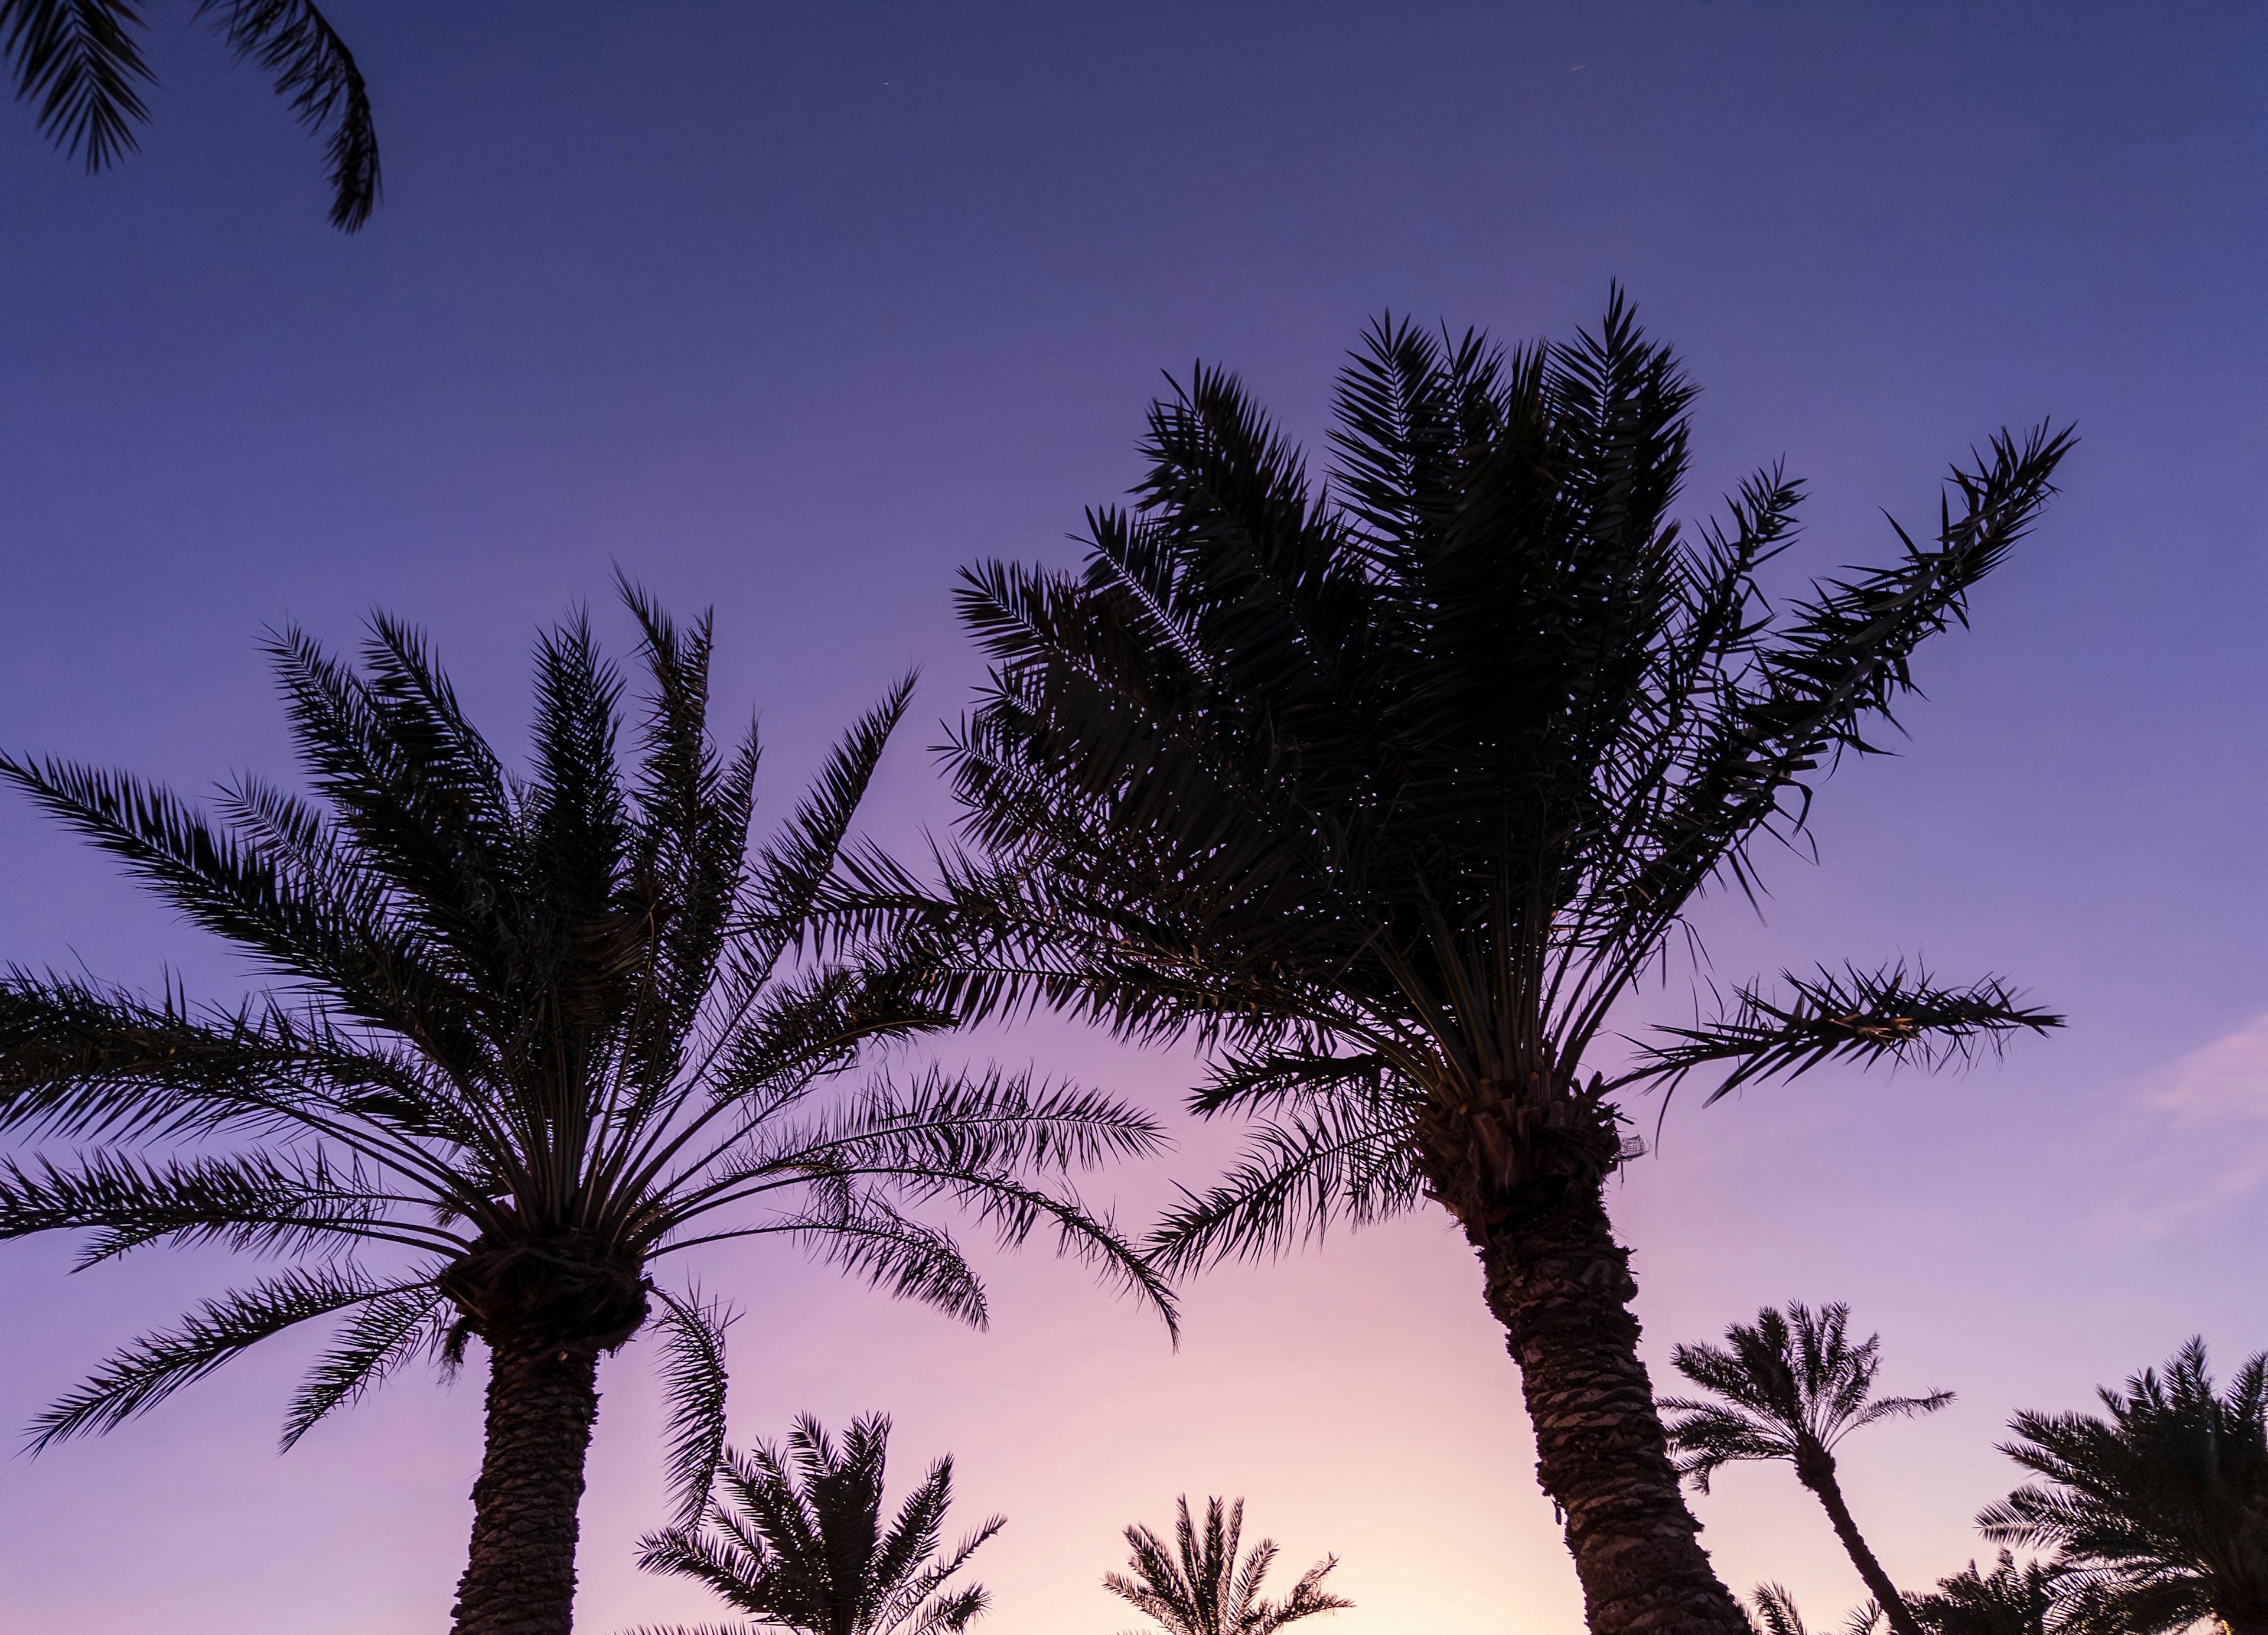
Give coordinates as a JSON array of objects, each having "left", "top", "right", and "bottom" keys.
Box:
[
  {"left": 1661, "top": 1302, "right": 1951, "bottom": 1635},
  {"left": 1978, "top": 1337, "right": 2268, "bottom": 1635},
  {"left": 1748, "top": 1585, "right": 1881, "bottom": 1635},
  {"left": 630, "top": 1413, "right": 1001, "bottom": 1635},
  {"left": 1104, "top": 1496, "right": 1350, "bottom": 1635},
  {"left": 1, "top": 0, "right": 378, "bottom": 228},
  {"left": 859, "top": 295, "right": 2071, "bottom": 1635},
  {"left": 0, "top": 587, "right": 1172, "bottom": 1635},
  {"left": 1907, "top": 1553, "right": 2061, "bottom": 1635}
]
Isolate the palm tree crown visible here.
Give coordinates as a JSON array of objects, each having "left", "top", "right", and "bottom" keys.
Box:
[
  {"left": 1663, "top": 1303, "right": 1954, "bottom": 1491},
  {"left": 1, "top": 0, "right": 379, "bottom": 228},
  {"left": 1662, "top": 1302, "right": 1950, "bottom": 1635},
  {"left": 857, "top": 295, "right": 2070, "bottom": 1635},
  {"left": 1979, "top": 1338, "right": 2268, "bottom": 1635},
  {"left": 632, "top": 1413, "right": 1002, "bottom": 1635},
  {"left": 1747, "top": 1585, "right": 1881, "bottom": 1635},
  {"left": 0, "top": 587, "right": 1169, "bottom": 1634},
  {"left": 1104, "top": 1496, "right": 1349, "bottom": 1635},
  {"left": 1907, "top": 1553, "right": 2061, "bottom": 1635}
]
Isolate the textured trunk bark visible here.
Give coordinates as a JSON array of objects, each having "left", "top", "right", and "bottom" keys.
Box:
[
  {"left": 1468, "top": 1179, "right": 1749, "bottom": 1635},
  {"left": 1801, "top": 1460, "right": 1922, "bottom": 1635},
  {"left": 449, "top": 1343, "right": 603, "bottom": 1635}
]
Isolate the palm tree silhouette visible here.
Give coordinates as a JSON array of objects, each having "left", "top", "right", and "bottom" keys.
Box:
[
  {"left": 1979, "top": 1337, "right": 2268, "bottom": 1635},
  {"left": 1661, "top": 1302, "right": 1950, "bottom": 1635},
  {"left": 1104, "top": 1496, "right": 1349, "bottom": 1635},
  {"left": 855, "top": 295, "right": 2070, "bottom": 1635},
  {"left": 1, "top": 0, "right": 379, "bottom": 229},
  {"left": 1747, "top": 1585, "right": 1881, "bottom": 1635},
  {"left": 1907, "top": 1553, "right": 2060, "bottom": 1635},
  {"left": 630, "top": 1413, "right": 1001, "bottom": 1635},
  {"left": 0, "top": 586, "right": 1171, "bottom": 1635}
]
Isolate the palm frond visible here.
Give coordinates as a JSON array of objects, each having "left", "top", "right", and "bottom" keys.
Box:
[
  {"left": 279, "top": 1281, "right": 448, "bottom": 1448},
  {"left": 1, "top": 0, "right": 151, "bottom": 170},
  {"left": 193, "top": 0, "right": 377, "bottom": 229},
  {"left": 650, "top": 1284, "right": 738, "bottom": 1529},
  {"left": 1619, "top": 963, "right": 2062, "bottom": 1103},
  {"left": 1148, "top": 1103, "right": 1422, "bottom": 1276},
  {"left": 30, "top": 1267, "right": 423, "bottom": 1449}
]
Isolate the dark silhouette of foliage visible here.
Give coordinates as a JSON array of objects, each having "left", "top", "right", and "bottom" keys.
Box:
[
  {"left": 846, "top": 293, "right": 2070, "bottom": 1635},
  {"left": 1908, "top": 1553, "right": 2061, "bottom": 1635},
  {"left": 1748, "top": 1585, "right": 1881, "bottom": 1635},
  {"left": 0, "top": 585, "right": 1170, "bottom": 1635},
  {"left": 1663, "top": 1302, "right": 1951, "bottom": 1635},
  {"left": 1104, "top": 1496, "right": 1348, "bottom": 1635},
  {"left": 1979, "top": 1338, "right": 2268, "bottom": 1635},
  {"left": 630, "top": 1413, "right": 1002, "bottom": 1635},
  {"left": 1, "top": 0, "right": 377, "bottom": 228}
]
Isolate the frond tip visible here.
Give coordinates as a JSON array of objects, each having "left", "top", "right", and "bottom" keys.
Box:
[{"left": 1621, "top": 962, "right": 2062, "bottom": 1103}]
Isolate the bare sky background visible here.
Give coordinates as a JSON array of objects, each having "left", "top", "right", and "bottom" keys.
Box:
[{"left": 3, "top": 4, "right": 2266, "bottom": 1633}]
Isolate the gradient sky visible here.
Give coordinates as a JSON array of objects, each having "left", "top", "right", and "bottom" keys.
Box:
[{"left": 4, "top": 3, "right": 2267, "bottom": 1632}]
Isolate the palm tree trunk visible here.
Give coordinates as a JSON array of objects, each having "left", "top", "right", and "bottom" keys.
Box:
[
  {"left": 1464, "top": 1179, "right": 1749, "bottom": 1635},
  {"left": 449, "top": 1341, "right": 604, "bottom": 1635},
  {"left": 1799, "top": 1461, "right": 1924, "bottom": 1635}
]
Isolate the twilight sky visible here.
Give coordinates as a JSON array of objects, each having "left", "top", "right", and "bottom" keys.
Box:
[{"left": 4, "top": 3, "right": 2267, "bottom": 1632}]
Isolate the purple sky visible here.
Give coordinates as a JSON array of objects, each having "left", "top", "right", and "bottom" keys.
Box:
[{"left": 4, "top": 3, "right": 2267, "bottom": 1631}]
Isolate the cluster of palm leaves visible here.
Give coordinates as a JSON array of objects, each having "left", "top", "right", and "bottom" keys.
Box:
[
  {"left": 0, "top": 297, "right": 2093, "bottom": 1635},
  {"left": 1660, "top": 1305, "right": 2268, "bottom": 1635},
  {"left": 2, "top": 0, "right": 377, "bottom": 228}
]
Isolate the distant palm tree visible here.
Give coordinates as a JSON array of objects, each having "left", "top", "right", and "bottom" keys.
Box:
[
  {"left": 1748, "top": 1584, "right": 1881, "bottom": 1635},
  {"left": 1, "top": 0, "right": 377, "bottom": 228},
  {"left": 630, "top": 1413, "right": 1002, "bottom": 1635},
  {"left": 855, "top": 295, "right": 2071, "bottom": 1635},
  {"left": 1907, "top": 1553, "right": 2060, "bottom": 1635},
  {"left": 1105, "top": 1496, "right": 1349, "bottom": 1635},
  {"left": 0, "top": 586, "right": 1172, "bottom": 1635},
  {"left": 1979, "top": 1337, "right": 2268, "bottom": 1635},
  {"left": 1661, "top": 1302, "right": 1951, "bottom": 1635}
]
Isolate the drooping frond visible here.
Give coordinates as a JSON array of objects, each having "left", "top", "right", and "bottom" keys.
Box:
[
  {"left": 1147, "top": 1102, "right": 1423, "bottom": 1276},
  {"left": 193, "top": 0, "right": 378, "bottom": 229},
  {"left": 650, "top": 1284, "right": 737, "bottom": 1529},
  {"left": 279, "top": 1281, "right": 449, "bottom": 1448},
  {"left": 0, "top": 0, "right": 151, "bottom": 169},
  {"left": 30, "top": 1267, "right": 426, "bottom": 1449}
]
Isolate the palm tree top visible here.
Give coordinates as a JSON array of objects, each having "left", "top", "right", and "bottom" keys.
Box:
[
  {"left": 631, "top": 1412, "right": 1002, "bottom": 1635},
  {"left": 0, "top": 582, "right": 1171, "bottom": 1525},
  {"left": 1661, "top": 1301, "right": 1953, "bottom": 1492},
  {"left": 1748, "top": 1584, "right": 1882, "bottom": 1635},
  {"left": 1105, "top": 1495, "right": 1350, "bottom": 1635},
  {"left": 845, "top": 294, "right": 2070, "bottom": 1273},
  {"left": 1978, "top": 1337, "right": 2268, "bottom": 1635},
  {"left": 1907, "top": 1553, "right": 2060, "bottom": 1635}
]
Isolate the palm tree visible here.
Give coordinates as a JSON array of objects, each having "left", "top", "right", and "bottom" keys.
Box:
[
  {"left": 1104, "top": 1495, "right": 1350, "bottom": 1635},
  {"left": 630, "top": 1412, "right": 1002, "bottom": 1635},
  {"left": 1748, "top": 1585, "right": 1881, "bottom": 1635},
  {"left": 2, "top": 0, "right": 377, "bottom": 229},
  {"left": 849, "top": 295, "right": 2073, "bottom": 1635},
  {"left": 1907, "top": 1553, "right": 2061, "bottom": 1635},
  {"left": 0, "top": 587, "right": 1174, "bottom": 1635},
  {"left": 1661, "top": 1302, "right": 1953, "bottom": 1635},
  {"left": 1979, "top": 1337, "right": 2268, "bottom": 1635}
]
